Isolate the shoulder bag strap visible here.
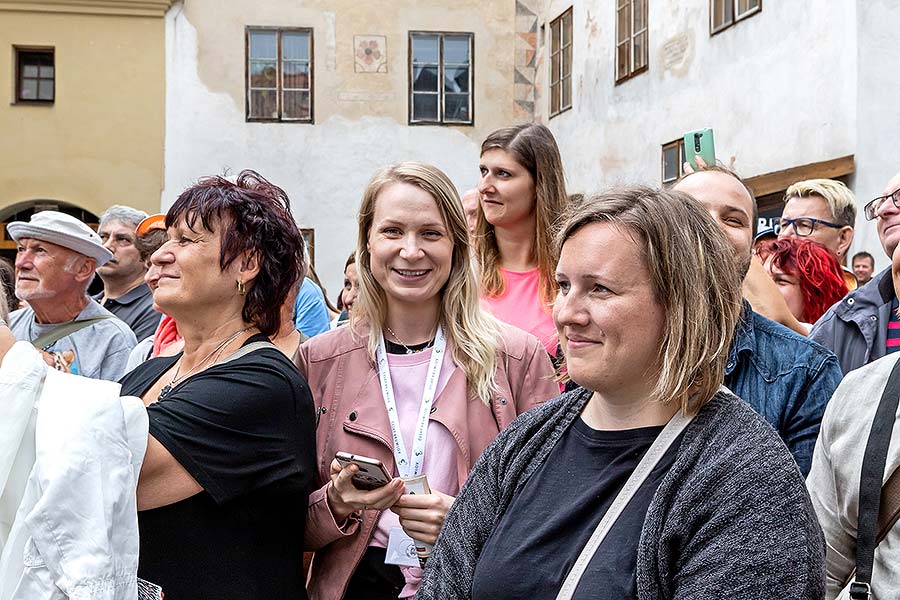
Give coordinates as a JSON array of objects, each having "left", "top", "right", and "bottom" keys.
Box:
[
  {"left": 850, "top": 357, "right": 900, "bottom": 599},
  {"left": 31, "top": 316, "right": 113, "bottom": 350},
  {"left": 216, "top": 340, "right": 278, "bottom": 366},
  {"left": 555, "top": 410, "right": 695, "bottom": 600},
  {"left": 877, "top": 465, "right": 900, "bottom": 545}
]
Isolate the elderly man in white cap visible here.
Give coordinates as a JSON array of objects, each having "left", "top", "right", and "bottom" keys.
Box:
[{"left": 6, "top": 211, "right": 137, "bottom": 381}]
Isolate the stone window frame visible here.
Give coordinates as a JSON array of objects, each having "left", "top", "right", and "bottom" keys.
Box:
[
  {"left": 710, "top": 0, "right": 762, "bottom": 35},
  {"left": 408, "top": 31, "right": 474, "bottom": 126},
  {"left": 661, "top": 138, "right": 685, "bottom": 184},
  {"left": 615, "top": 0, "right": 648, "bottom": 84},
  {"left": 549, "top": 7, "right": 573, "bottom": 118},
  {"left": 245, "top": 26, "right": 314, "bottom": 123},
  {"left": 14, "top": 47, "right": 55, "bottom": 104}
]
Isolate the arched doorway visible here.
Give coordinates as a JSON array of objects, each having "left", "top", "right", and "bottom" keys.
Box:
[{"left": 0, "top": 199, "right": 101, "bottom": 265}]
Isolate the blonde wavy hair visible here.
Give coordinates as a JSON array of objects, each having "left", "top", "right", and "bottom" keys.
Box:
[
  {"left": 353, "top": 162, "right": 503, "bottom": 405},
  {"left": 556, "top": 187, "right": 743, "bottom": 413},
  {"left": 477, "top": 124, "right": 568, "bottom": 306}
]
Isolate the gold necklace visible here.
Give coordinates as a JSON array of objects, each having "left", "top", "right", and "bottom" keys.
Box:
[
  {"left": 384, "top": 324, "right": 435, "bottom": 355},
  {"left": 158, "top": 326, "right": 253, "bottom": 400}
]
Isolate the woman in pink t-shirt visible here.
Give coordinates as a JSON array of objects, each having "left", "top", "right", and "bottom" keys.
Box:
[{"left": 476, "top": 124, "right": 568, "bottom": 356}]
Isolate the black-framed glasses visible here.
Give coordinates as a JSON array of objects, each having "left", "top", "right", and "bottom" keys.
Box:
[
  {"left": 774, "top": 217, "right": 843, "bottom": 237},
  {"left": 864, "top": 188, "right": 900, "bottom": 220}
]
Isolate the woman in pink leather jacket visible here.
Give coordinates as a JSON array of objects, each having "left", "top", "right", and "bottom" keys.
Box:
[{"left": 297, "top": 162, "right": 558, "bottom": 600}]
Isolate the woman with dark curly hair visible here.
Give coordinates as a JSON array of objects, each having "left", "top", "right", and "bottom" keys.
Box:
[
  {"left": 120, "top": 170, "right": 317, "bottom": 598},
  {"left": 756, "top": 237, "right": 849, "bottom": 328}
]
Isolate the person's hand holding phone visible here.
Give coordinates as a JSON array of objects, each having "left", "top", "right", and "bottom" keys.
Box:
[
  {"left": 682, "top": 154, "right": 709, "bottom": 175},
  {"left": 390, "top": 490, "right": 455, "bottom": 546},
  {"left": 326, "top": 459, "right": 404, "bottom": 523}
]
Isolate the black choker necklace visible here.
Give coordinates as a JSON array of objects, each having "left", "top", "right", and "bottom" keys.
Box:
[{"left": 384, "top": 338, "right": 435, "bottom": 355}]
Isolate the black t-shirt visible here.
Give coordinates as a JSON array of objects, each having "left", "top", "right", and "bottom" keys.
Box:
[
  {"left": 471, "top": 418, "right": 682, "bottom": 600},
  {"left": 120, "top": 335, "right": 316, "bottom": 599}
]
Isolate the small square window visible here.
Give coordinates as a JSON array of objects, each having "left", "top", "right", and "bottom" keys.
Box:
[
  {"left": 16, "top": 48, "right": 55, "bottom": 104},
  {"left": 409, "top": 32, "right": 473, "bottom": 125},
  {"left": 662, "top": 139, "right": 685, "bottom": 184},
  {"left": 711, "top": 0, "right": 761, "bottom": 34}
]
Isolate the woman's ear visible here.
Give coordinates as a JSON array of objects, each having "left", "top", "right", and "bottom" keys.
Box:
[{"left": 239, "top": 251, "right": 261, "bottom": 283}]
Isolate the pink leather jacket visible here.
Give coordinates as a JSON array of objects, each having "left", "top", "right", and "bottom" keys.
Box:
[{"left": 296, "top": 322, "right": 558, "bottom": 600}]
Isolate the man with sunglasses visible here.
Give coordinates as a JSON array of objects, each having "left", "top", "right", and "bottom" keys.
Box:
[
  {"left": 810, "top": 171, "right": 900, "bottom": 374},
  {"left": 777, "top": 179, "right": 858, "bottom": 290}
]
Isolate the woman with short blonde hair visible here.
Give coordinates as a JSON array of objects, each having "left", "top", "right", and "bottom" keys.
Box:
[
  {"left": 298, "top": 162, "right": 558, "bottom": 600},
  {"left": 418, "top": 187, "right": 825, "bottom": 599}
]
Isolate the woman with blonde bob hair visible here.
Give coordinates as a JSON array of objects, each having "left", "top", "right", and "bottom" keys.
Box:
[
  {"left": 418, "top": 187, "right": 825, "bottom": 599},
  {"left": 297, "top": 162, "right": 557, "bottom": 600}
]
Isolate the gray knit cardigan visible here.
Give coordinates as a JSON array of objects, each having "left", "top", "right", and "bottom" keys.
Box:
[{"left": 416, "top": 387, "right": 826, "bottom": 599}]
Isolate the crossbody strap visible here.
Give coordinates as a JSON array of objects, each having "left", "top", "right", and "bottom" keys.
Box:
[
  {"left": 556, "top": 410, "right": 695, "bottom": 600},
  {"left": 31, "top": 316, "right": 113, "bottom": 350},
  {"left": 217, "top": 340, "right": 278, "bottom": 366},
  {"left": 850, "top": 358, "right": 900, "bottom": 599},
  {"left": 877, "top": 465, "right": 900, "bottom": 544}
]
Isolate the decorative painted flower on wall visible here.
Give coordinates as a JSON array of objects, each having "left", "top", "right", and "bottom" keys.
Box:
[{"left": 354, "top": 35, "right": 387, "bottom": 73}]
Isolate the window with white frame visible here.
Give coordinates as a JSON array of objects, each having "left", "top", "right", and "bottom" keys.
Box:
[
  {"left": 409, "top": 32, "right": 473, "bottom": 125},
  {"left": 246, "top": 27, "right": 313, "bottom": 122}
]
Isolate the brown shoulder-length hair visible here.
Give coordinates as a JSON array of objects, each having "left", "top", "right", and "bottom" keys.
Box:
[
  {"left": 477, "top": 123, "right": 567, "bottom": 306},
  {"left": 556, "top": 187, "right": 743, "bottom": 413},
  {"left": 166, "top": 170, "right": 306, "bottom": 336}
]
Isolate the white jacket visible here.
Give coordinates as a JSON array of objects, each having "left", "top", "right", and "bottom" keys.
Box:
[
  {"left": 807, "top": 352, "right": 900, "bottom": 600},
  {"left": 0, "top": 342, "right": 148, "bottom": 600}
]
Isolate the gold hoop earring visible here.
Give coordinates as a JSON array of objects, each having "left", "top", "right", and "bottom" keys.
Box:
[{"left": 237, "top": 280, "right": 246, "bottom": 296}]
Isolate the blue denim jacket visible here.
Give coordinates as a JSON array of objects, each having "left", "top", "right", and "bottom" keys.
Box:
[{"left": 724, "top": 305, "right": 843, "bottom": 476}]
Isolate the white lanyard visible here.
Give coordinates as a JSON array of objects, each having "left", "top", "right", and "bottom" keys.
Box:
[{"left": 375, "top": 325, "right": 446, "bottom": 479}]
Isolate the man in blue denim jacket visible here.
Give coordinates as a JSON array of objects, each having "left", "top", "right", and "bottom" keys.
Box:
[
  {"left": 676, "top": 168, "right": 842, "bottom": 475},
  {"left": 725, "top": 303, "right": 842, "bottom": 474}
]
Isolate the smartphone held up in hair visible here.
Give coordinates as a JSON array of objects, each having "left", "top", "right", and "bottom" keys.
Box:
[
  {"left": 335, "top": 451, "right": 393, "bottom": 490},
  {"left": 683, "top": 128, "right": 716, "bottom": 170}
]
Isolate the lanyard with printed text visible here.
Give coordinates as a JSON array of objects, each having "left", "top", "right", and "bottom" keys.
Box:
[{"left": 375, "top": 325, "right": 446, "bottom": 479}]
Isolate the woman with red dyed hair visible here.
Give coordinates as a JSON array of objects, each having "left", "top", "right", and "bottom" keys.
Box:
[{"left": 756, "top": 238, "right": 849, "bottom": 327}]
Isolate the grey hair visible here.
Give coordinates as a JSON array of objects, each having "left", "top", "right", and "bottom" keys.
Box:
[
  {"left": 99, "top": 205, "right": 149, "bottom": 229},
  {"left": 62, "top": 252, "right": 96, "bottom": 294}
]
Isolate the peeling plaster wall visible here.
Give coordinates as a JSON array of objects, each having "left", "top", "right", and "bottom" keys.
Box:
[
  {"left": 539, "top": 0, "right": 858, "bottom": 189},
  {"left": 164, "top": 0, "right": 517, "bottom": 296},
  {"left": 537, "top": 1, "right": 859, "bottom": 209}
]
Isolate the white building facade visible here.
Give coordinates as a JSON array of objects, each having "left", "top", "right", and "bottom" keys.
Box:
[
  {"left": 162, "top": 0, "right": 533, "bottom": 296},
  {"left": 163, "top": 0, "right": 900, "bottom": 294},
  {"left": 534, "top": 0, "right": 900, "bottom": 270}
]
